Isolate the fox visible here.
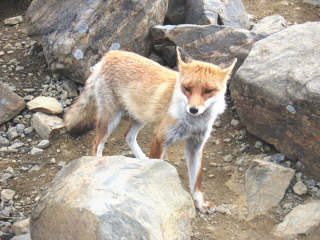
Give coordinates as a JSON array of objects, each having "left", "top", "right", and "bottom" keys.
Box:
[{"left": 64, "top": 47, "right": 236, "bottom": 213}]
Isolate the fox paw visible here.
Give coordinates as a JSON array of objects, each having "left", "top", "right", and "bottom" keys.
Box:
[{"left": 197, "top": 200, "right": 216, "bottom": 214}]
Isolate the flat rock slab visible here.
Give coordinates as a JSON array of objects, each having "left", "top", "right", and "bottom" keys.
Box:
[
  {"left": 30, "top": 156, "right": 195, "bottom": 240},
  {"left": 251, "top": 14, "right": 288, "bottom": 35},
  {"left": 0, "top": 82, "right": 26, "bottom": 125},
  {"left": 230, "top": 22, "right": 320, "bottom": 174},
  {"left": 26, "top": 0, "right": 168, "bottom": 83},
  {"left": 151, "top": 24, "right": 262, "bottom": 70},
  {"left": 4, "top": 15, "right": 23, "bottom": 26},
  {"left": 245, "top": 159, "right": 294, "bottom": 220},
  {"left": 31, "top": 112, "right": 64, "bottom": 140},
  {"left": 27, "top": 96, "right": 63, "bottom": 114},
  {"left": 273, "top": 201, "right": 320, "bottom": 237},
  {"left": 185, "top": 0, "right": 250, "bottom": 29}
]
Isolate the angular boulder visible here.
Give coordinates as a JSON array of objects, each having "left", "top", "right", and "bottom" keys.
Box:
[
  {"left": 230, "top": 22, "right": 320, "bottom": 174},
  {"left": 31, "top": 112, "right": 64, "bottom": 140},
  {"left": 30, "top": 156, "right": 195, "bottom": 240},
  {"left": 245, "top": 159, "right": 294, "bottom": 220},
  {"left": 26, "top": 0, "right": 168, "bottom": 83},
  {"left": 251, "top": 14, "right": 288, "bottom": 36},
  {"left": 151, "top": 24, "right": 262, "bottom": 70},
  {"left": 185, "top": 0, "right": 250, "bottom": 29},
  {"left": 273, "top": 202, "right": 320, "bottom": 237},
  {"left": 165, "top": 0, "right": 187, "bottom": 24},
  {"left": 0, "top": 82, "right": 25, "bottom": 125}
]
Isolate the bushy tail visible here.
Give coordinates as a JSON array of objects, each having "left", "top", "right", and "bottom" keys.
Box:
[{"left": 64, "top": 63, "right": 102, "bottom": 136}]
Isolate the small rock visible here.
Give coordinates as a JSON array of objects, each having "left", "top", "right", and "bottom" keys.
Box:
[
  {"left": 24, "top": 127, "right": 34, "bottom": 135},
  {"left": 27, "top": 96, "right": 63, "bottom": 114},
  {"left": 2, "top": 173, "right": 12, "bottom": 180},
  {"left": 295, "top": 161, "right": 305, "bottom": 171},
  {"left": 1, "top": 189, "right": 16, "bottom": 202},
  {"left": 12, "top": 218, "right": 30, "bottom": 236},
  {"left": 16, "top": 123, "right": 26, "bottom": 133},
  {"left": 6, "top": 127, "right": 19, "bottom": 141},
  {"left": 293, "top": 181, "right": 308, "bottom": 195},
  {"left": 28, "top": 165, "right": 41, "bottom": 172},
  {"left": 37, "top": 140, "right": 50, "bottom": 149},
  {"left": 216, "top": 206, "right": 232, "bottom": 215},
  {"left": 255, "top": 141, "right": 263, "bottom": 149},
  {"left": 4, "top": 16, "right": 23, "bottom": 26},
  {"left": 0, "top": 137, "right": 9, "bottom": 147},
  {"left": 230, "top": 119, "right": 239, "bottom": 127},
  {"left": 223, "top": 155, "right": 233, "bottom": 163},
  {"left": 29, "top": 147, "right": 43, "bottom": 156}
]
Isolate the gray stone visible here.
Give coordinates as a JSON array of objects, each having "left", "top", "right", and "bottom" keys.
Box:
[
  {"left": 151, "top": 24, "right": 262, "bottom": 70},
  {"left": 30, "top": 156, "right": 195, "bottom": 240},
  {"left": 4, "top": 16, "right": 23, "bottom": 26},
  {"left": 0, "top": 137, "right": 9, "bottom": 147},
  {"left": 251, "top": 15, "right": 288, "bottom": 35},
  {"left": 6, "top": 127, "right": 19, "bottom": 141},
  {"left": 230, "top": 22, "right": 320, "bottom": 175},
  {"left": 1, "top": 189, "right": 16, "bottom": 202},
  {"left": 26, "top": 0, "right": 169, "bottom": 84},
  {"left": 292, "top": 181, "right": 308, "bottom": 195},
  {"left": 37, "top": 140, "right": 50, "bottom": 149},
  {"left": 185, "top": 0, "right": 250, "bottom": 29},
  {"left": 16, "top": 123, "right": 26, "bottom": 133},
  {"left": 245, "top": 159, "right": 295, "bottom": 219},
  {"left": 30, "top": 147, "right": 43, "bottom": 156},
  {"left": 31, "top": 112, "right": 64, "bottom": 139},
  {"left": 12, "top": 234, "right": 31, "bottom": 240},
  {"left": 273, "top": 202, "right": 320, "bottom": 237},
  {"left": 0, "top": 82, "right": 26, "bottom": 125},
  {"left": 24, "top": 126, "right": 34, "bottom": 135},
  {"left": 27, "top": 96, "right": 63, "bottom": 114}
]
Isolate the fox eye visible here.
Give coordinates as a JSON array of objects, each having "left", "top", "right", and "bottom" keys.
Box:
[
  {"left": 204, "top": 89, "right": 213, "bottom": 94},
  {"left": 184, "top": 87, "right": 191, "bottom": 92}
]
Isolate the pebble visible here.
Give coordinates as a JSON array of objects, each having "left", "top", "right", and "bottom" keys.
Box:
[
  {"left": 255, "top": 141, "right": 263, "bottom": 149},
  {"left": 0, "top": 137, "right": 10, "bottom": 147},
  {"left": 230, "top": 119, "right": 239, "bottom": 126},
  {"left": 223, "top": 154, "right": 233, "bottom": 163},
  {"left": 6, "top": 127, "right": 19, "bottom": 141},
  {"left": 29, "top": 147, "right": 43, "bottom": 156},
  {"left": 23, "top": 88, "right": 36, "bottom": 93},
  {"left": 37, "top": 140, "right": 50, "bottom": 149},
  {"left": 1, "top": 189, "right": 16, "bottom": 202},
  {"left": 293, "top": 181, "right": 308, "bottom": 195}
]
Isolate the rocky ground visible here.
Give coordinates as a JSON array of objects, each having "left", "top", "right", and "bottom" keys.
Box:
[{"left": 0, "top": 0, "right": 320, "bottom": 239}]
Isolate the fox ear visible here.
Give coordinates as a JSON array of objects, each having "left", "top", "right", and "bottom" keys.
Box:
[
  {"left": 176, "top": 46, "right": 193, "bottom": 70},
  {"left": 222, "top": 58, "right": 237, "bottom": 76}
]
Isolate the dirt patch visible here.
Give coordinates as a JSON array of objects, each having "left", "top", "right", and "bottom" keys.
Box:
[{"left": 0, "top": 0, "right": 320, "bottom": 239}]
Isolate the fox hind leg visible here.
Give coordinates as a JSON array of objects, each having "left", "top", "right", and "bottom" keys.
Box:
[
  {"left": 124, "top": 118, "right": 147, "bottom": 159},
  {"left": 93, "top": 111, "right": 122, "bottom": 157}
]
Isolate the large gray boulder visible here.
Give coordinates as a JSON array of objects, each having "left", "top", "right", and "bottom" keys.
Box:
[
  {"left": 30, "top": 156, "right": 195, "bottom": 240},
  {"left": 185, "top": 0, "right": 250, "bottom": 29},
  {"left": 151, "top": 24, "right": 262, "bottom": 70},
  {"left": 26, "top": 0, "right": 168, "bottom": 84},
  {"left": 0, "top": 82, "right": 25, "bottom": 125},
  {"left": 166, "top": 0, "right": 187, "bottom": 24},
  {"left": 230, "top": 22, "right": 320, "bottom": 174}
]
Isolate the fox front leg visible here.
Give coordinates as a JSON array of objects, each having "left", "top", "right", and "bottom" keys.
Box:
[{"left": 185, "top": 135, "right": 216, "bottom": 213}]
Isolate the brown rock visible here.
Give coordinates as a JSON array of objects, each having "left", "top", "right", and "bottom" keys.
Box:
[{"left": 0, "top": 82, "right": 26, "bottom": 125}]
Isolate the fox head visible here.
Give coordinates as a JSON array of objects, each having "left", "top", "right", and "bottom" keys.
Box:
[{"left": 176, "top": 47, "right": 237, "bottom": 116}]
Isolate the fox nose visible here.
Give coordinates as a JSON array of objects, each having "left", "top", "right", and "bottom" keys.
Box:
[{"left": 189, "top": 107, "right": 198, "bottom": 114}]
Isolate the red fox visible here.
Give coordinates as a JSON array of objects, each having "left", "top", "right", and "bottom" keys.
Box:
[{"left": 64, "top": 47, "right": 236, "bottom": 213}]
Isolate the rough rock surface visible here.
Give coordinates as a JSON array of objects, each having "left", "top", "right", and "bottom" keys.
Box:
[
  {"left": 245, "top": 159, "right": 295, "bottom": 219},
  {"left": 251, "top": 14, "right": 288, "bottom": 35},
  {"left": 27, "top": 96, "right": 63, "bottom": 114},
  {"left": 165, "top": 0, "right": 186, "bottom": 24},
  {"left": 151, "top": 24, "right": 262, "bottom": 69},
  {"left": 185, "top": 0, "right": 250, "bottom": 29},
  {"left": 31, "top": 112, "right": 64, "bottom": 140},
  {"left": 30, "top": 156, "right": 195, "bottom": 240},
  {"left": 0, "top": 82, "right": 26, "bottom": 125},
  {"left": 230, "top": 22, "right": 320, "bottom": 174},
  {"left": 273, "top": 202, "right": 320, "bottom": 237},
  {"left": 26, "top": 0, "right": 168, "bottom": 83}
]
